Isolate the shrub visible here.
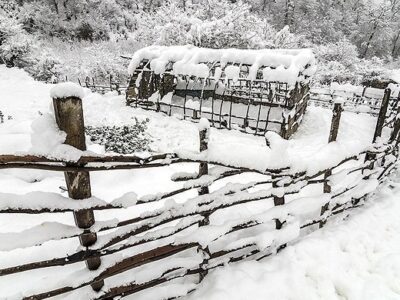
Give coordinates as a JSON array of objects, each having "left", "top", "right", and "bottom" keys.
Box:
[
  {"left": 42, "top": 39, "right": 135, "bottom": 85},
  {"left": 314, "top": 39, "right": 360, "bottom": 67},
  {"left": 85, "top": 119, "right": 151, "bottom": 154},
  {"left": 31, "top": 56, "right": 62, "bottom": 82},
  {"left": 135, "top": 0, "right": 279, "bottom": 49},
  {"left": 0, "top": 15, "right": 32, "bottom": 67}
]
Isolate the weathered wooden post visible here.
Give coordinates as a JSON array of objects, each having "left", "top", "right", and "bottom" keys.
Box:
[
  {"left": 51, "top": 83, "right": 103, "bottom": 291},
  {"left": 365, "top": 88, "right": 391, "bottom": 163},
  {"left": 373, "top": 88, "right": 391, "bottom": 143},
  {"left": 320, "top": 100, "right": 343, "bottom": 228},
  {"left": 198, "top": 122, "right": 210, "bottom": 196},
  {"left": 265, "top": 133, "right": 286, "bottom": 231},
  {"left": 85, "top": 76, "right": 90, "bottom": 88},
  {"left": 197, "top": 119, "right": 210, "bottom": 281},
  {"left": 389, "top": 104, "right": 400, "bottom": 145}
]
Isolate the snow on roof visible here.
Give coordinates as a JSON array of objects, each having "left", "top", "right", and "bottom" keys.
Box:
[
  {"left": 50, "top": 82, "right": 85, "bottom": 99},
  {"left": 128, "top": 45, "right": 316, "bottom": 86}
]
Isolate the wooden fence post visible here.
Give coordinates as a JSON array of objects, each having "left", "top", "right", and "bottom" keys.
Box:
[
  {"left": 365, "top": 88, "right": 391, "bottom": 163},
  {"left": 272, "top": 176, "right": 285, "bottom": 230},
  {"left": 198, "top": 125, "right": 210, "bottom": 196},
  {"left": 52, "top": 86, "right": 103, "bottom": 291},
  {"left": 265, "top": 133, "right": 286, "bottom": 231},
  {"left": 198, "top": 120, "right": 210, "bottom": 281},
  {"left": 320, "top": 101, "right": 343, "bottom": 228},
  {"left": 389, "top": 105, "right": 400, "bottom": 145},
  {"left": 373, "top": 88, "right": 391, "bottom": 143},
  {"left": 271, "top": 174, "right": 287, "bottom": 252}
]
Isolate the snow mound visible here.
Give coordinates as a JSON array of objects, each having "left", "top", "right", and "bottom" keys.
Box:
[{"left": 30, "top": 113, "right": 83, "bottom": 161}]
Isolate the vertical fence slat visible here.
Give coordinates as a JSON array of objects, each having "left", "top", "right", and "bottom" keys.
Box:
[
  {"left": 365, "top": 88, "right": 391, "bottom": 163},
  {"left": 320, "top": 102, "right": 343, "bottom": 228},
  {"left": 198, "top": 123, "right": 210, "bottom": 281},
  {"left": 52, "top": 94, "right": 103, "bottom": 291},
  {"left": 198, "top": 127, "right": 210, "bottom": 196},
  {"left": 389, "top": 105, "right": 400, "bottom": 145},
  {"left": 372, "top": 88, "right": 391, "bottom": 143},
  {"left": 272, "top": 176, "right": 285, "bottom": 230}
]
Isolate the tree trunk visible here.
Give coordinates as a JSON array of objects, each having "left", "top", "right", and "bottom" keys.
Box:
[
  {"left": 392, "top": 30, "right": 400, "bottom": 57},
  {"left": 285, "top": 0, "right": 295, "bottom": 27},
  {"left": 362, "top": 23, "right": 378, "bottom": 58}
]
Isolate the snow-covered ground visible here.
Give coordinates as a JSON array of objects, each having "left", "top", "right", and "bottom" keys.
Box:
[
  {"left": 187, "top": 173, "right": 400, "bottom": 300},
  {"left": 0, "top": 66, "right": 399, "bottom": 299}
]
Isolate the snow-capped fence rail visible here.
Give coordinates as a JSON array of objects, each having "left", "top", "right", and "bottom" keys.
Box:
[
  {"left": 0, "top": 86, "right": 399, "bottom": 299},
  {"left": 310, "top": 84, "right": 400, "bottom": 117}
]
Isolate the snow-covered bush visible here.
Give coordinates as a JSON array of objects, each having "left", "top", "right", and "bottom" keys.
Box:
[
  {"left": 313, "top": 61, "right": 355, "bottom": 85},
  {"left": 18, "top": 2, "right": 66, "bottom": 38},
  {"left": 26, "top": 52, "right": 62, "bottom": 82},
  {"left": 355, "top": 57, "right": 388, "bottom": 85},
  {"left": 85, "top": 119, "right": 151, "bottom": 154},
  {"left": 273, "top": 26, "right": 306, "bottom": 49},
  {"left": 313, "top": 39, "right": 361, "bottom": 84},
  {"left": 135, "top": 0, "right": 279, "bottom": 49},
  {"left": 190, "top": 1, "right": 275, "bottom": 49},
  {"left": 18, "top": 0, "right": 136, "bottom": 42},
  {"left": 0, "top": 15, "right": 32, "bottom": 67},
  {"left": 41, "top": 39, "right": 136, "bottom": 84},
  {"left": 315, "top": 39, "right": 360, "bottom": 67},
  {"left": 313, "top": 46, "right": 387, "bottom": 85},
  {"left": 134, "top": 1, "right": 194, "bottom": 46}
]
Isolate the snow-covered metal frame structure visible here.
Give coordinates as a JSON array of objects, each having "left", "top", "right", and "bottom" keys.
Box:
[{"left": 126, "top": 46, "right": 316, "bottom": 138}]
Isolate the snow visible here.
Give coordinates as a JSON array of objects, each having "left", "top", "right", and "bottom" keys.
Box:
[
  {"left": 388, "top": 82, "right": 400, "bottom": 98},
  {"left": 110, "top": 192, "right": 138, "bottom": 208},
  {"left": 188, "top": 174, "right": 400, "bottom": 300},
  {"left": 0, "top": 66, "right": 397, "bottom": 300},
  {"left": 0, "top": 222, "right": 81, "bottom": 251},
  {"left": 50, "top": 82, "right": 85, "bottom": 99},
  {"left": 128, "top": 45, "right": 316, "bottom": 86},
  {"left": 148, "top": 91, "right": 160, "bottom": 103},
  {"left": 224, "top": 65, "right": 241, "bottom": 81},
  {"left": 0, "top": 191, "right": 108, "bottom": 211},
  {"left": 161, "top": 91, "right": 173, "bottom": 104},
  {"left": 197, "top": 118, "right": 210, "bottom": 131},
  {"left": 30, "top": 113, "right": 84, "bottom": 160},
  {"left": 389, "top": 69, "right": 400, "bottom": 84},
  {"left": 185, "top": 99, "right": 200, "bottom": 110}
]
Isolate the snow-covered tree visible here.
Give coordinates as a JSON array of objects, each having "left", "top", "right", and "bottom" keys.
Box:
[
  {"left": 0, "top": 15, "right": 32, "bottom": 67},
  {"left": 135, "top": 0, "right": 278, "bottom": 49}
]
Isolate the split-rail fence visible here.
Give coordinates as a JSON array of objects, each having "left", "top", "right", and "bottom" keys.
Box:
[{"left": 0, "top": 87, "right": 399, "bottom": 299}]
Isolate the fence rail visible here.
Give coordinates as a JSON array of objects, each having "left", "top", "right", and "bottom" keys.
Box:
[
  {"left": 59, "top": 76, "right": 400, "bottom": 137},
  {"left": 1, "top": 86, "right": 400, "bottom": 299}
]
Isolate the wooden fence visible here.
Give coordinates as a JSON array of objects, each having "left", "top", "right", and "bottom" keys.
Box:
[
  {"left": 309, "top": 85, "right": 400, "bottom": 116},
  {"left": 63, "top": 76, "right": 400, "bottom": 135},
  {"left": 77, "top": 75, "right": 128, "bottom": 95},
  {"left": 1, "top": 87, "right": 399, "bottom": 299}
]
